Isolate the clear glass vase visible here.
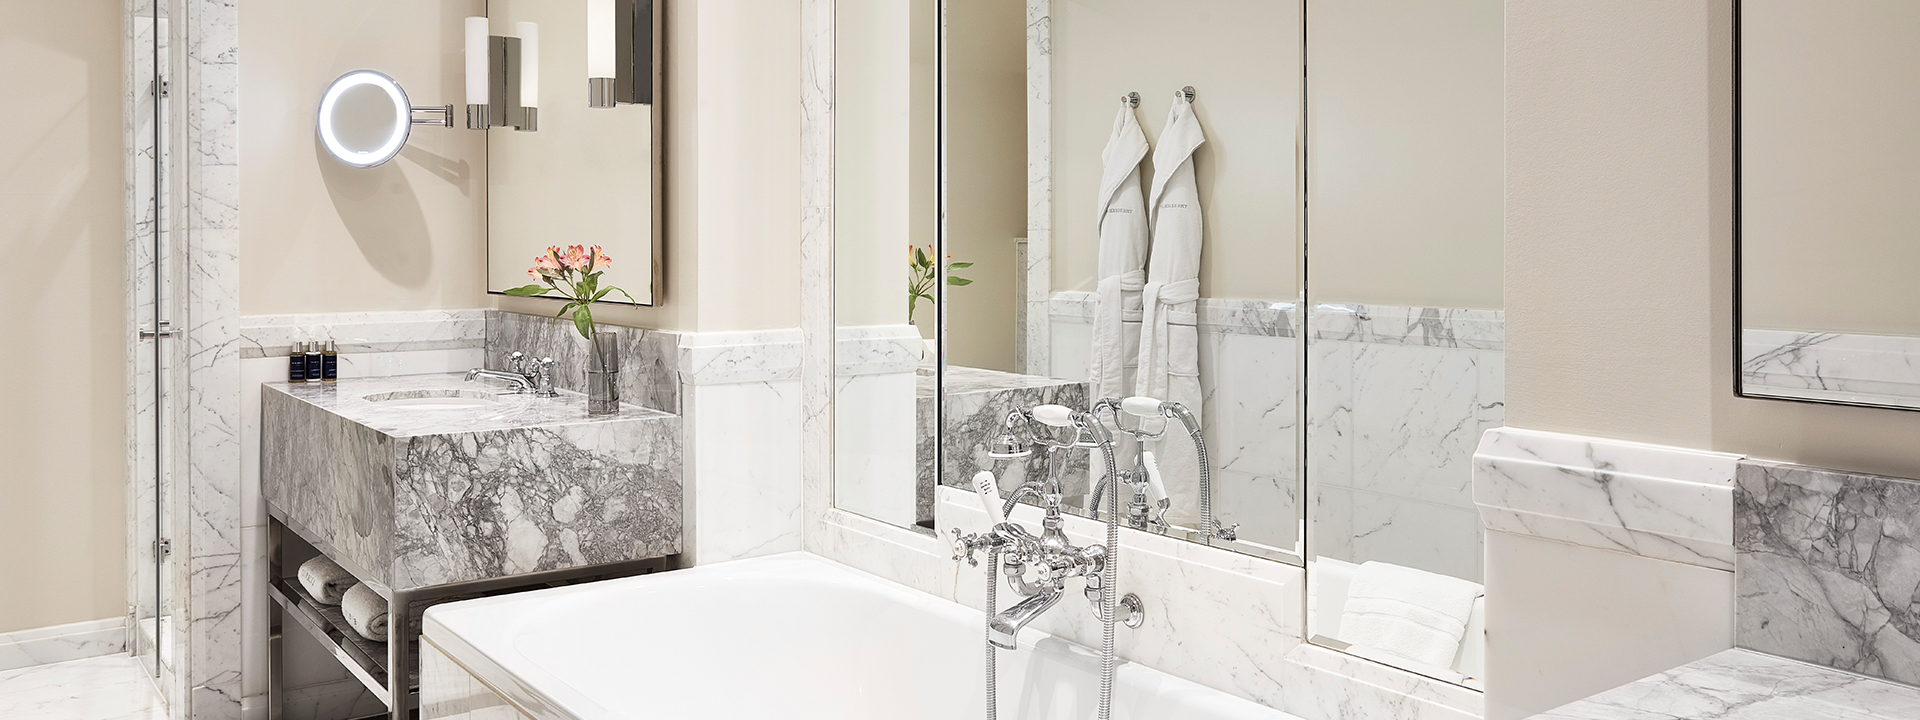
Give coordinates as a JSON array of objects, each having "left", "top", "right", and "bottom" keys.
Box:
[{"left": 587, "top": 329, "right": 621, "bottom": 415}]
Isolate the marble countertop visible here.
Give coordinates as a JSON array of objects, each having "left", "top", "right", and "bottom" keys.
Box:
[
  {"left": 264, "top": 372, "right": 672, "bottom": 438},
  {"left": 1532, "top": 649, "right": 1920, "bottom": 719}
]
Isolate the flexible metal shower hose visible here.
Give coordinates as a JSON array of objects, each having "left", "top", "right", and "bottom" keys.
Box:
[
  {"left": 1097, "top": 441, "right": 1121, "bottom": 720},
  {"left": 985, "top": 546, "right": 1000, "bottom": 720}
]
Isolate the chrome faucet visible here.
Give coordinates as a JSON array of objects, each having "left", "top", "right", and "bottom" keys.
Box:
[
  {"left": 952, "top": 405, "right": 1142, "bottom": 650},
  {"left": 465, "top": 351, "right": 557, "bottom": 397}
]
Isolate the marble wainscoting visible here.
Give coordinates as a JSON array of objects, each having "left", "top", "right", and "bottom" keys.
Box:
[
  {"left": 483, "top": 310, "right": 681, "bottom": 414},
  {"left": 1741, "top": 328, "right": 1920, "bottom": 409},
  {"left": 1735, "top": 460, "right": 1920, "bottom": 687},
  {"left": 1472, "top": 428, "right": 1740, "bottom": 720},
  {"left": 678, "top": 329, "right": 808, "bottom": 566},
  {"left": 1311, "top": 303, "right": 1502, "bottom": 583},
  {"left": 1049, "top": 292, "right": 1300, "bottom": 551},
  {"left": 832, "top": 325, "right": 924, "bottom": 528}
]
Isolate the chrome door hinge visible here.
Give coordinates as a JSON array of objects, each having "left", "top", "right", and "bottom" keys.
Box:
[
  {"left": 154, "top": 539, "right": 172, "bottom": 557},
  {"left": 151, "top": 78, "right": 170, "bottom": 98},
  {"left": 138, "top": 321, "right": 175, "bottom": 340}
]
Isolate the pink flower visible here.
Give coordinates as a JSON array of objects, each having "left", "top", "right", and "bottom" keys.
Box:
[
  {"left": 562, "top": 245, "right": 590, "bottom": 271},
  {"left": 588, "top": 246, "right": 613, "bottom": 272}
]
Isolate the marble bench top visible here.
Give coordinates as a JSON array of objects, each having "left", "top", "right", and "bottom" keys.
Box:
[{"left": 1532, "top": 649, "right": 1920, "bottom": 719}]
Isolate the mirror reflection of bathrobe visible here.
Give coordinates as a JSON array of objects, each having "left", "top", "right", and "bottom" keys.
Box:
[
  {"left": 1090, "top": 107, "right": 1151, "bottom": 404},
  {"left": 1137, "top": 94, "right": 1206, "bottom": 525}
]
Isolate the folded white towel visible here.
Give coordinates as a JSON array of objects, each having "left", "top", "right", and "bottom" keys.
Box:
[
  {"left": 341, "top": 584, "right": 389, "bottom": 643},
  {"left": 1337, "top": 561, "right": 1483, "bottom": 669},
  {"left": 297, "top": 556, "right": 357, "bottom": 606}
]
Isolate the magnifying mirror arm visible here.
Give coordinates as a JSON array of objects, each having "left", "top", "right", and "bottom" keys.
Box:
[{"left": 410, "top": 104, "right": 455, "bottom": 127}]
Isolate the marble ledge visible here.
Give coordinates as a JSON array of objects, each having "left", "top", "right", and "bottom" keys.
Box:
[
  {"left": 1050, "top": 292, "right": 1297, "bottom": 337},
  {"left": 1742, "top": 328, "right": 1920, "bottom": 409},
  {"left": 1312, "top": 303, "right": 1503, "bottom": 350},
  {"left": 678, "top": 328, "right": 806, "bottom": 386},
  {"left": 1531, "top": 649, "right": 1920, "bottom": 720},
  {"left": 240, "top": 309, "right": 487, "bottom": 358},
  {"left": 1473, "top": 428, "right": 1738, "bottom": 570},
  {"left": 835, "top": 324, "right": 923, "bottom": 377}
]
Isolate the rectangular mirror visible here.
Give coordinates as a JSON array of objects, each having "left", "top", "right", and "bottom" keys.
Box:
[
  {"left": 1302, "top": 0, "right": 1503, "bottom": 690},
  {"left": 486, "top": 0, "right": 660, "bottom": 304},
  {"left": 832, "top": 0, "right": 940, "bottom": 532},
  {"left": 1738, "top": 0, "right": 1920, "bottom": 409}
]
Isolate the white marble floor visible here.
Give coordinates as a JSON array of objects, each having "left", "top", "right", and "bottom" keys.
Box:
[{"left": 0, "top": 654, "right": 167, "bottom": 720}]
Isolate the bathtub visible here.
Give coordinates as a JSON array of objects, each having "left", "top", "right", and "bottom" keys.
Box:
[{"left": 422, "top": 552, "right": 1295, "bottom": 720}]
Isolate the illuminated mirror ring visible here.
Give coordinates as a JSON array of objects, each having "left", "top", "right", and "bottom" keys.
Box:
[{"left": 317, "top": 70, "right": 412, "bottom": 168}]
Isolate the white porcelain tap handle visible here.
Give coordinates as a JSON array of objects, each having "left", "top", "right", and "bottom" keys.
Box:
[
  {"left": 1031, "top": 404, "right": 1075, "bottom": 428},
  {"left": 1122, "top": 396, "right": 1164, "bottom": 418},
  {"left": 1141, "top": 451, "right": 1169, "bottom": 504},
  {"left": 973, "top": 471, "right": 1007, "bottom": 526}
]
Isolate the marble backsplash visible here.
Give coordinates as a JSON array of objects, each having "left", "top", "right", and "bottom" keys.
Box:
[
  {"left": 1735, "top": 459, "right": 1920, "bottom": 687},
  {"left": 483, "top": 309, "right": 680, "bottom": 415}
]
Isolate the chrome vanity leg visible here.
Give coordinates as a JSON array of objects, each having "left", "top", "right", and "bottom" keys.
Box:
[
  {"left": 267, "top": 519, "right": 283, "bottom": 720},
  {"left": 387, "top": 587, "right": 417, "bottom": 717}
]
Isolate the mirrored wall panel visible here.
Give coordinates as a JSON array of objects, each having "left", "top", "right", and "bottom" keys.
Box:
[
  {"left": 832, "top": 0, "right": 941, "bottom": 532},
  {"left": 1739, "top": 1, "right": 1920, "bottom": 410},
  {"left": 937, "top": 0, "right": 1308, "bottom": 563},
  {"left": 485, "top": 0, "right": 660, "bottom": 304},
  {"left": 1302, "top": 0, "right": 1502, "bottom": 688}
]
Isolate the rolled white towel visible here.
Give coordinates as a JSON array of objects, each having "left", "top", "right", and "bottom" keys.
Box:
[
  {"left": 297, "top": 556, "right": 357, "bottom": 606},
  {"left": 341, "top": 584, "right": 389, "bottom": 643}
]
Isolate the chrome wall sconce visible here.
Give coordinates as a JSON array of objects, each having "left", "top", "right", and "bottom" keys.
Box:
[
  {"left": 587, "top": 0, "right": 655, "bottom": 108},
  {"left": 466, "top": 17, "right": 540, "bottom": 131}
]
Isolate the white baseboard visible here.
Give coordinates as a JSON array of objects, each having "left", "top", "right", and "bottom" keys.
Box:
[{"left": 0, "top": 617, "right": 127, "bottom": 672}]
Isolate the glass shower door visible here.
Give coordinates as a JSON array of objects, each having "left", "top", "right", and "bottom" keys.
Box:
[{"left": 129, "top": 0, "right": 174, "bottom": 685}]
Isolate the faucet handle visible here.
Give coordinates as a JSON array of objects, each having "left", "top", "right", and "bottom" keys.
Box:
[
  {"left": 950, "top": 528, "right": 981, "bottom": 566},
  {"left": 533, "top": 357, "right": 558, "bottom": 398},
  {"left": 508, "top": 351, "right": 527, "bottom": 374}
]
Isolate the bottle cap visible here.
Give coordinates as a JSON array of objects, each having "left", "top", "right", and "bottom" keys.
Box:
[{"left": 326, "top": 340, "right": 337, "bottom": 352}]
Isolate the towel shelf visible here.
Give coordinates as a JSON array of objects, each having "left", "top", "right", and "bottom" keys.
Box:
[{"left": 267, "top": 576, "right": 393, "bottom": 706}]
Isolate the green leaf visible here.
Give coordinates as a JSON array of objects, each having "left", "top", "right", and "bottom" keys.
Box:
[
  {"left": 610, "top": 286, "right": 641, "bottom": 304},
  {"left": 947, "top": 277, "right": 973, "bottom": 286},
  {"left": 502, "top": 284, "right": 551, "bottom": 297},
  {"left": 572, "top": 307, "right": 594, "bottom": 339},
  {"left": 592, "top": 288, "right": 612, "bottom": 301},
  {"left": 947, "top": 262, "right": 973, "bottom": 269}
]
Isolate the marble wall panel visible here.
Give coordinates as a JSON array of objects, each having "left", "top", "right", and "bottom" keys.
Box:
[
  {"left": 1742, "top": 328, "right": 1920, "bottom": 409},
  {"left": 1735, "top": 460, "right": 1920, "bottom": 687},
  {"left": 679, "top": 329, "right": 807, "bottom": 566},
  {"left": 484, "top": 310, "right": 681, "bottom": 415}
]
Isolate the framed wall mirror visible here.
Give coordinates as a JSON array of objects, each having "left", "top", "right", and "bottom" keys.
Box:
[
  {"left": 484, "top": 0, "right": 661, "bottom": 305},
  {"left": 1737, "top": 0, "right": 1920, "bottom": 410},
  {"left": 830, "top": 0, "right": 1501, "bottom": 691}
]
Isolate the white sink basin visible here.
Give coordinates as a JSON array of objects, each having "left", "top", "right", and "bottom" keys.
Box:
[{"left": 362, "top": 390, "right": 501, "bottom": 410}]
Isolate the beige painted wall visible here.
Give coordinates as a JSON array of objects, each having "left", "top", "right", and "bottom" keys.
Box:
[
  {"left": 1049, "top": 0, "right": 1301, "bottom": 301},
  {"left": 1308, "top": 0, "right": 1503, "bottom": 310},
  {"left": 943, "top": 0, "right": 1024, "bottom": 371},
  {"left": 240, "top": 0, "right": 490, "bottom": 315},
  {"left": 1507, "top": 0, "right": 1920, "bottom": 482},
  {"left": 1740, "top": 0, "right": 1920, "bottom": 336},
  {"left": 0, "top": 0, "right": 127, "bottom": 633}
]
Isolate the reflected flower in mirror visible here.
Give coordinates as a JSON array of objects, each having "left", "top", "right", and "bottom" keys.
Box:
[
  {"left": 908, "top": 243, "right": 972, "bottom": 323},
  {"left": 504, "top": 245, "right": 638, "bottom": 341}
]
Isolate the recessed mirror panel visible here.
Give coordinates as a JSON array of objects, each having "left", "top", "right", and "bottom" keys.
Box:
[
  {"left": 485, "top": 0, "right": 659, "bottom": 305},
  {"left": 1738, "top": 0, "right": 1920, "bottom": 410}
]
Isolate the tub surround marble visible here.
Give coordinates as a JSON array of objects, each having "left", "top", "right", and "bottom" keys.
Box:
[
  {"left": 1530, "top": 649, "right": 1920, "bottom": 720},
  {"left": 261, "top": 373, "right": 682, "bottom": 590},
  {"left": 1735, "top": 460, "right": 1920, "bottom": 687}
]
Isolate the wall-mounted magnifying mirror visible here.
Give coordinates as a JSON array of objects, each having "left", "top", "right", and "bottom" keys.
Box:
[{"left": 317, "top": 71, "right": 412, "bottom": 168}]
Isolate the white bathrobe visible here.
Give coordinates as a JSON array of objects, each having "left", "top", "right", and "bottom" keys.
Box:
[
  {"left": 1136, "top": 94, "right": 1206, "bottom": 524},
  {"left": 1089, "top": 107, "right": 1151, "bottom": 404}
]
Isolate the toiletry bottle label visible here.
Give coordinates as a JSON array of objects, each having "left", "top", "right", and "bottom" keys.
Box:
[
  {"left": 322, "top": 350, "right": 338, "bottom": 381},
  {"left": 306, "top": 346, "right": 323, "bottom": 380},
  {"left": 289, "top": 351, "right": 306, "bottom": 382}
]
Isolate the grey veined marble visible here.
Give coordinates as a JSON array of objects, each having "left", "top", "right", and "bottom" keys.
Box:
[
  {"left": 1532, "top": 649, "right": 1920, "bottom": 720},
  {"left": 923, "top": 366, "right": 1091, "bottom": 523},
  {"left": 263, "top": 373, "right": 682, "bottom": 590},
  {"left": 1735, "top": 460, "right": 1920, "bottom": 687}
]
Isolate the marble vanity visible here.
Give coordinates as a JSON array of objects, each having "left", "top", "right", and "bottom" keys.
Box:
[{"left": 261, "top": 372, "right": 683, "bottom": 713}]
